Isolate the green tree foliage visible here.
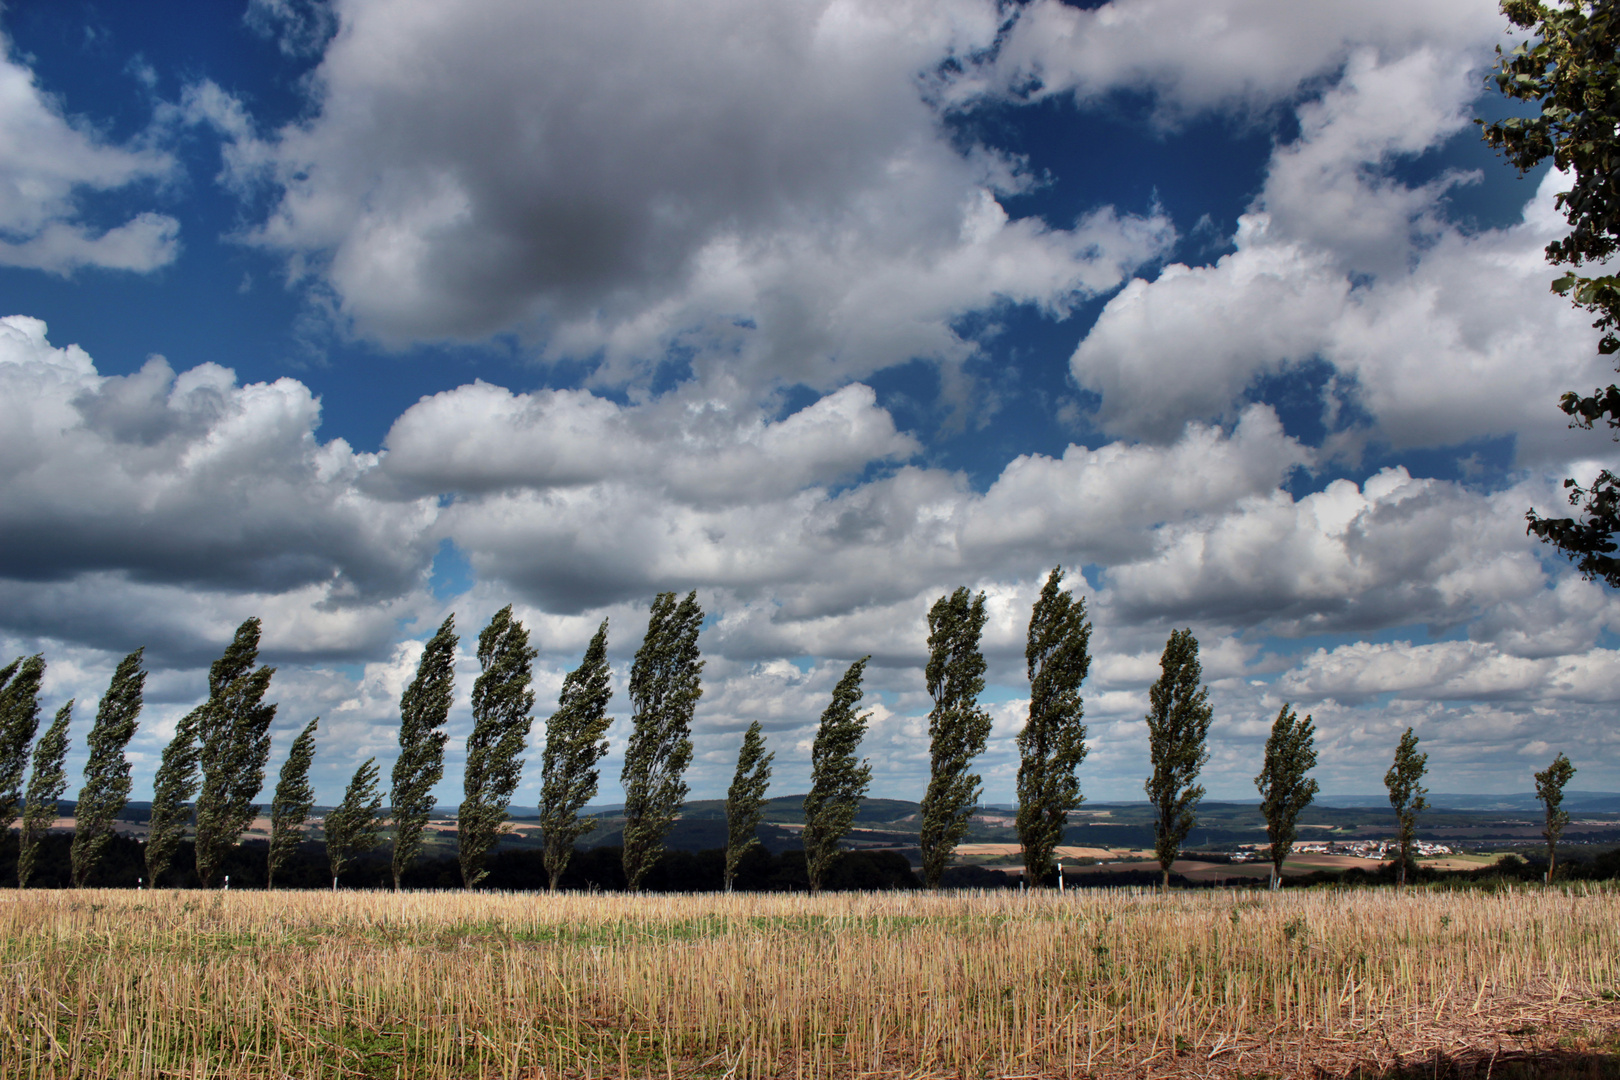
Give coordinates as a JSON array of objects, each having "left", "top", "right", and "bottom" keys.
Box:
[
  {"left": 145, "top": 707, "right": 203, "bottom": 886},
  {"left": 919, "top": 587, "right": 992, "bottom": 890},
  {"left": 1017, "top": 568, "right": 1092, "bottom": 887},
  {"left": 724, "top": 721, "right": 773, "bottom": 892},
  {"left": 326, "top": 757, "right": 384, "bottom": 888},
  {"left": 1384, "top": 727, "right": 1429, "bottom": 887},
  {"left": 267, "top": 718, "right": 319, "bottom": 889},
  {"left": 1483, "top": 1, "right": 1620, "bottom": 583},
  {"left": 70, "top": 650, "right": 145, "bottom": 888},
  {"left": 18, "top": 701, "right": 71, "bottom": 888},
  {"left": 1535, "top": 751, "right": 1577, "bottom": 881},
  {"left": 1254, "top": 703, "right": 1319, "bottom": 890},
  {"left": 392, "top": 615, "right": 457, "bottom": 890},
  {"left": 458, "top": 606, "right": 536, "bottom": 889},
  {"left": 539, "top": 620, "right": 614, "bottom": 891},
  {"left": 0, "top": 655, "right": 46, "bottom": 831},
  {"left": 1143, "top": 629, "right": 1213, "bottom": 890},
  {"left": 621, "top": 591, "right": 705, "bottom": 892},
  {"left": 193, "top": 618, "right": 278, "bottom": 888},
  {"left": 802, "top": 658, "right": 873, "bottom": 894}
]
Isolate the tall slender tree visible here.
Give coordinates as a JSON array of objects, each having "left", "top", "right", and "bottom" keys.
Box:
[
  {"left": 1144, "top": 629, "right": 1213, "bottom": 890},
  {"left": 724, "top": 721, "right": 773, "bottom": 893},
  {"left": 803, "top": 658, "right": 873, "bottom": 894},
  {"left": 392, "top": 615, "right": 457, "bottom": 890},
  {"left": 267, "top": 718, "right": 319, "bottom": 889},
  {"left": 18, "top": 701, "right": 71, "bottom": 887},
  {"left": 1535, "top": 752, "right": 1576, "bottom": 883},
  {"left": 1254, "top": 703, "right": 1319, "bottom": 891},
  {"left": 70, "top": 650, "right": 145, "bottom": 887},
  {"left": 621, "top": 591, "right": 704, "bottom": 891},
  {"left": 1017, "top": 568, "right": 1092, "bottom": 888},
  {"left": 0, "top": 655, "right": 46, "bottom": 832},
  {"left": 919, "top": 587, "right": 992, "bottom": 890},
  {"left": 458, "top": 605, "right": 536, "bottom": 889},
  {"left": 193, "top": 618, "right": 278, "bottom": 888},
  {"left": 1384, "top": 727, "right": 1428, "bottom": 887},
  {"left": 145, "top": 707, "right": 203, "bottom": 886},
  {"left": 539, "top": 620, "right": 614, "bottom": 891},
  {"left": 326, "top": 757, "right": 384, "bottom": 889}
]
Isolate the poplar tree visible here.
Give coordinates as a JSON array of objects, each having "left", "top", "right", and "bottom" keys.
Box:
[
  {"left": 392, "top": 615, "right": 457, "bottom": 890},
  {"left": 621, "top": 591, "right": 704, "bottom": 891},
  {"left": 18, "top": 702, "right": 71, "bottom": 888},
  {"left": 145, "top": 707, "right": 203, "bottom": 886},
  {"left": 193, "top": 618, "right": 278, "bottom": 888},
  {"left": 539, "top": 620, "right": 614, "bottom": 891},
  {"left": 1017, "top": 568, "right": 1091, "bottom": 887},
  {"left": 326, "top": 757, "right": 384, "bottom": 889},
  {"left": 1144, "top": 628, "right": 1212, "bottom": 890},
  {"left": 458, "top": 606, "right": 536, "bottom": 889},
  {"left": 1535, "top": 752, "right": 1577, "bottom": 882},
  {"left": 723, "top": 721, "right": 773, "bottom": 892},
  {"left": 919, "top": 587, "right": 992, "bottom": 889},
  {"left": 1384, "top": 727, "right": 1428, "bottom": 887},
  {"left": 70, "top": 649, "right": 145, "bottom": 887},
  {"left": 1254, "top": 703, "right": 1319, "bottom": 890},
  {"left": 0, "top": 655, "right": 46, "bottom": 832},
  {"left": 802, "top": 658, "right": 873, "bottom": 894},
  {"left": 267, "top": 718, "right": 318, "bottom": 889}
]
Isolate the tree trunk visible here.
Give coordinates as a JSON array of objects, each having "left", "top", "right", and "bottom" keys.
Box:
[{"left": 1161, "top": 866, "right": 1170, "bottom": 891}]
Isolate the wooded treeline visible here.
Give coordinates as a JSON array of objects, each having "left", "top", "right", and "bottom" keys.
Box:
[{"left": 0, "top": 570, "right": 1584, "bottom": 891}]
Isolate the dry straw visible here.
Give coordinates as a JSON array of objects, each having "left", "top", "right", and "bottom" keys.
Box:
[{"left": 4, "top": 884, "right": 1617, "bottom": 1078}]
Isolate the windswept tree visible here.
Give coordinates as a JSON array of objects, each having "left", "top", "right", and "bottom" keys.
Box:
[
  {"left": 1384, "top": 727, "right": 1428, "bottom": 887},
  {"left": 458, "top": 606, "right": 536, "bottom": 889},
  {"left": 0, "top": 655, "right": 46, "bottom": 832},
  {"left": 539, "top": 620, "right": 614, "bottom": 892},
  {"left": 392, "top": 616, "right": 457, "bottom": 890},
  {"left": 1017, "top": 568, "right": 1091, "bottom": 887},
  {"left": 18, "top": 701, "right": 71, "bottom": 888},
  {"left": 1535, "top": 752, "right": 1577, "bottom": 882},
  {"left": 1144, "top": 629, "right": 1213, "bottom": 890},
  {"left": 724, "top": 721, "right": 773, "bottom": 893},
  {"left": 1254, "top": 703, "right": 1319, "bottom": 890},
  {"left": 267, "top": 718, "right": 319, "bottom": 889},
  {"left": 193, "top": 618, "right": 278, "bottom": 888},
  {"left": 70, "top": 650, "right": 145, "bottom": 887},
  {"left": 919, "top": 587, "right": 992, "bottom": 890},
  {"left": 145, "top": 707, "right": 203, "bottom": 887},
  {"left": 803, "top": 658, "right": 873, "bottom": 894},
  {"left": 621, "top": 591, "right": 704, "bottom": 891},
  {"left": 327, "top": 757, "right": 384, "bottom": 889}
]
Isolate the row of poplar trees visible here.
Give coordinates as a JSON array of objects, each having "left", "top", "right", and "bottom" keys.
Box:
[
  {"left": 0, "top": 568, "right": 1274, "bottom": 892},
  {"left": 7, "top": 565, "right": 1571, "bottom": 892}
]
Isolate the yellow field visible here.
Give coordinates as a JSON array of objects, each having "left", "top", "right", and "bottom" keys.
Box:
[{"left": 4, "top": 885, "right": 1619, "bottom": 1079}]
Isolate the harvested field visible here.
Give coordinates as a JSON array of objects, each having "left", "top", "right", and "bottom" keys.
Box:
[{"left": 4, "top": 885, "right": 1618, "bottom": 1078}]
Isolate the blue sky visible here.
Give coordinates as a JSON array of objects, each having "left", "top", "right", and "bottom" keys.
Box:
[{"left": 2, "top": 0, "right": 1616, "bottom": 807}]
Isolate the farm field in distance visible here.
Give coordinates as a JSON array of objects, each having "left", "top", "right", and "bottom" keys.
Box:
[{"left": 7, "top": 885, "right": 1620, "bottom": 1079}]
